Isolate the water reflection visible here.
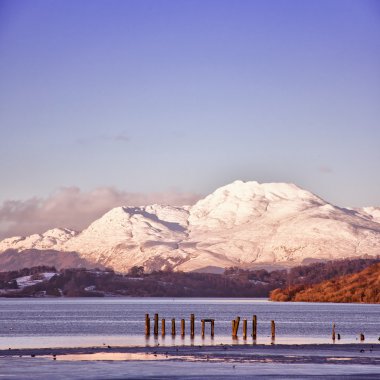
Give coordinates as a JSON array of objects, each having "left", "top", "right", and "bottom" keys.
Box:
[
  {"left": 53, "top": 352, "right": 171, "bottom": 361},
  {"left": 1, "top": 298, "right": 379, "bottom": 350}
]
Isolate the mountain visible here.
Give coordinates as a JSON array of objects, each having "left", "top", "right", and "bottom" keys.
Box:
[
  {"left": 359, "top": 207, "right": 380, "bottom": 224},
  {"left": 270, "top": 262, "right": 380, "bottom": 303},
  {"left": 1, "top": 180, "right": 380, "bottom": 273}
]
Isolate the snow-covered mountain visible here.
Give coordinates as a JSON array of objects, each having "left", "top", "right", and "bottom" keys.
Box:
[{"left": 1, "top": 181, "right": 380, "bottom": 272}]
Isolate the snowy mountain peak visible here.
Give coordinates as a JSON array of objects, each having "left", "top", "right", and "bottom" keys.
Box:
[
  {"left": 214, "top": 180, "right": 323, "bottom": 202},
  {"left": 1, "top": 180, "right": 379, "bottom": 273},
  {"left": 0, "top": 227, "right": 76, "bottom": 252},
  {"left": 188, "top": 181, "right": 326, "bottom": 229}
]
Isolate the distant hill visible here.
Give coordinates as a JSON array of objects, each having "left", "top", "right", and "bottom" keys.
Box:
[
  {"left": 1, "top": 257, "right": 379, "bottom": 298},
  {"left": 1, "top": 180, "right": 380, "bottom": 273},
  {"left": 270, "top": 262, "right": 380, "bottom": 303}
]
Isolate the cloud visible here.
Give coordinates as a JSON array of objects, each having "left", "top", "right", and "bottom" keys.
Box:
[
  {"left": 318, "top": 165, "right": 333, "bottom": 174},
  {"left": 0, "top": 187, "right": 201, "bottom": 240},
  {"left": 113, "top": 133, "right": 130, "bottom": 142},
  {"left": 76, "top": 132, "right": 130, "bottom": 145}
]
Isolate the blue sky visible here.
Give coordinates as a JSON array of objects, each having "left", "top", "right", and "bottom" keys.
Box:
[{"left": 1, "top": 0, "right": 379, "bottom": 223}]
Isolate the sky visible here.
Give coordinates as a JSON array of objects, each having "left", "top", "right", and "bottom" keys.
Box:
[{"left": 0, "top": 0, "right": 379, "bottom": 238}]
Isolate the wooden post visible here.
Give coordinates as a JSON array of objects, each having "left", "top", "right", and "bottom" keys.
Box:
[
  {"left": 271, "top": 320, "right": 275, "bottom": 340},
  {"left": 252, "top": 315, "right": 257, "bottom": 339},
  {"left": 234, "top": 317, "right": 240, "bottom": 336},
  {"left": 190, "top": 314, "right": 195, "bottom": 338},
  {"left": 243, "top": 319, "right": 247, "bottom": 339},
  {"left": 360, "top": 333, "right": 365, "bottom": 341},
  {"left": 145, "top": 314, "right": 150, "bottom": 336},
  {"left": 201, "top": 319, "right": 205, "bottom": 338},
  {"left": 211, "top": 319, "right": 215, "bottom": 337},
  {"left": 235, "top": 316, "right": 240, "bottom": 333},
  {"left": 171, "top": 319, "right": 176, "bottom": 336},
  {"left": 154, "top": 313, "right": 159, "bottom": 336},
  {"left": 161, "top": 319, "right": 166, "bottom": 336},
  {"left": 232, "top": 317, "right": 240, "bottom": 337},
  {"left": 181, "top": 319, "right": 185, "bottom": 337},
  {"left": 332, "top": 323, "right": 336, "bottom": 341}
]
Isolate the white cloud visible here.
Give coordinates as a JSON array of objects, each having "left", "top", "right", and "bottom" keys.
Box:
[{"left": 0, "top": 186, "right": 201, "bottom": 239}]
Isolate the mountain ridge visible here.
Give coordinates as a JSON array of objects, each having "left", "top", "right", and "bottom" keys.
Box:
[{"left": 1, "top": 180, "right": 379, "bottom": 273}]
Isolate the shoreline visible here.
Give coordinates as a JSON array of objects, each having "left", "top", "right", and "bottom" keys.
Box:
[
  {"left": 1, "top": 343, "right": 379, "bottom": 379},
  {"left": 1, "top": 342, "right": 378, "bottom": 357}
]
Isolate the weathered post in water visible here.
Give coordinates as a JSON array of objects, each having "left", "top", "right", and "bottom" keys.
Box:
[
  {"left": 181, "top": 319, "right": 185, "bottom": 337},
  {"left": 332, "top": 323, "right": 336, "bottom": 341},
  {"left": 211, "top": 319, "right": 215, "bottom": 337},
  {"left": 201, "top": 319, "right": 205, "bottom": 338},
  {"left": 190, "top": 314, "right": 195, "bottom": 338},
  {"left": 171, "top": 319, "right": 176, "bottom": 336},
  {"left": 252, "top": 315, "right": 257, "bottom": 339},
  {"left": 161, "top": 319, "right": 166, "bottom": 336},
  {"left": 235, "top": 317, "right": 240, "bottom": 336},
  {"left": 360, "top": 333, "right": 365, "bottom": 341},
  {"left": 243, "top": 319, "right": 247, "bottom": 339},
  {"left": 232, "top": 317, "right": 240, "bottom": 338},
  {"left": 145, "top": 314, "right": 150, "bottom": 336},
  {"left": 271, "top": 320, "right": 276, "bottom": 340},
  {"left": 154, "top": 313, "right": 159, "bottom": 336}
]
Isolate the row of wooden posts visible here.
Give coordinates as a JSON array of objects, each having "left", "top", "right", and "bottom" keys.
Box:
[
  {"left": 230, "top": 315, "right": 273, "bottom": 339},
  {"left": 145, "top": 314, "right": 275, "bottom": 339},
  {"left": 332, "top": 323, "right": 366, "bottom": 341},
  {"left": 146, "top": 315, "right": 366, "bottom": 341},
  {"left": 145, "top": 313, "right": 201, "bottom": 337}
]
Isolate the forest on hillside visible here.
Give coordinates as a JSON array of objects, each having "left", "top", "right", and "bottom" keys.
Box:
[
  {"left": 270, "top": 262, "right": 380, "bottom": 303},
  {"left": 0, "top": 256, "right": 378, "bottom": 298}
]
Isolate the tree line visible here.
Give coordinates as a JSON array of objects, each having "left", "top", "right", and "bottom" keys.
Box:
[{"left": 0, "top": 256, "right": 378, "bottom": 298}]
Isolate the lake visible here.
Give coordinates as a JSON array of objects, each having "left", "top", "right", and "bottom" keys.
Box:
[{"left": 0, "top": 298, "right": 379, "bottom": 349}]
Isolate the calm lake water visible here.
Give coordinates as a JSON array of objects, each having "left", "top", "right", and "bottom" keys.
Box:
[{"left": 0, "top": 298, "right": 379, "bottom": 349}]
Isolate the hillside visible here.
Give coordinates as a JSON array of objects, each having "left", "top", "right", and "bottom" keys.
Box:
[
  {"left": 1, "top": 258, "right": 378, "bottom": 298},
  {"left": 270, "top": 262, "right": 380, "bottom": 303},
  {"left": 1, "top": 180, "right": 380, "bottom": 273}
]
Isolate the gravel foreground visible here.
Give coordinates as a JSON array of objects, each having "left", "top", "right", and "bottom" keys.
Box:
[{"left": 0, "top": 343, "right": 379, "bottom": 379}]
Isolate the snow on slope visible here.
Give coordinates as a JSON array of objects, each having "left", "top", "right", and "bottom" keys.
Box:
[
  {"left": 1, "top": 181, "right": 380, "bottom": 272},
  {"left": 0, "top": 228, "right": 77, "bottom": 252},
  {"left": 63, "top": 205, "right": 190, "bottom": 272},
  {"left": 179, "top": 181, "right": 380, "bottom": 270},
  {"left": 16, "top": 272, "right": 57, "bottom": 288},
  {"left": 360, "top": 207, "right": 380, "bottom": 224}
]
